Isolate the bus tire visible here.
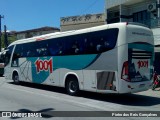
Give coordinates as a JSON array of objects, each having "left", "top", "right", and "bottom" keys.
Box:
[
  {"left": 0, "top": 74, "right": 3, "bottom": 77},
  {"left": 12, "top": 72, "right": 19, "bottom": 84},
  {"left": 65, "top": 76, "right": 79, "bottom": 96}
]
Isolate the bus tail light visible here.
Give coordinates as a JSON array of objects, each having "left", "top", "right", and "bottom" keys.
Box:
[{"left": 121, "top": 61, "right": 130, "bottom": 81}]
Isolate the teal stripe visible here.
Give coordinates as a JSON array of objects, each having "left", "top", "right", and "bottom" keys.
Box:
[
  {"left": 26, "top": 54, "right": 98, "bottom": 83},
  {"left": 128, "top": 43, "right": 154, "bottom": 51},
  {"left": 53, "top": 54, "right": 98, "bottom": 70}
]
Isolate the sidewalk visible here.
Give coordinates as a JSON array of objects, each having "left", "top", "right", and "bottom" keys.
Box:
[{"left": 136, "top": 88, "right": 160, "bottom": 98}]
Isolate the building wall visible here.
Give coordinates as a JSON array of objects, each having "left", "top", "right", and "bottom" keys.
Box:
[
  {"left": 17, "top": 33, "right": 26, "bottom": 40},
  {"left": 152, "top": 28, "right": 160, "bottom": 42},
  {"left": 106, "top": 0, "right": 152, "bottom": 9},
  {"left": 106, "top": 0, "right": 160, "bottom": 41},
  {"left": 16, "top": 29, "right": 59, "bottom": 40},
  {"left": 106, "top": 0, "right": 132, "bottom": 9},
  {"left": 106, "top": 0, "right": 156, "bottom": 23},
  {"left": 121, "top": 0, "right": 156, "bottom": 21},
  {"left": 60, "top": 14, "right": 105, "bottom": 31}
]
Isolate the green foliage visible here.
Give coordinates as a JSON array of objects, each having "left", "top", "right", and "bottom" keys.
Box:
[{"left": 0, "top": 33, "right": 16, "bottom": 49}]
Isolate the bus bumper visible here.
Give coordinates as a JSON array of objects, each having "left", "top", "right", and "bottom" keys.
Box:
[{"left": 119, "top": 80, "right": 152, "bottom": 93}]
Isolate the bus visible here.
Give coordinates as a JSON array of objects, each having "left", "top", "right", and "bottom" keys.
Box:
[
  {"left": 0, "top": 51, "right": 5, "bottom": 76},
  {"left": 4, "top": 23, "right": 154, "bottom": 95}
]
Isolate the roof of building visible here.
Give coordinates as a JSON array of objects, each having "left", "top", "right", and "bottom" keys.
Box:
[{"left": 16, "top": 26, "right": 60, "bottom": 34}]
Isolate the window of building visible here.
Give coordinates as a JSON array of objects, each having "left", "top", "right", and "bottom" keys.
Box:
[
  {"left": 107, "top": 11, "right": 120, "bottom": 24},
  {"left": 133, "top": 10, "right": 150, "bottom": 25}
]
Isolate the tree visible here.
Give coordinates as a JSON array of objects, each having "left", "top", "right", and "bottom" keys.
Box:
[{"left": 1, "top": 32, "right": 16, "bottom": 49}]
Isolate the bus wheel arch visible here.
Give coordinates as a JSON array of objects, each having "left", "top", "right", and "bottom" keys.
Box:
[
  {"left": 12, "top": 70, "right": 19, "bottom": 84},
  {"left": 65, "top": 74, "right": 80, "bottom": 96}
]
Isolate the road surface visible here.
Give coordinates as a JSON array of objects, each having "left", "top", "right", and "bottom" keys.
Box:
[{"left": 0, "top": 77, "right": 160, "bottom": 120}]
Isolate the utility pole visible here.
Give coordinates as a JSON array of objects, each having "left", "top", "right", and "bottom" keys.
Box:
[
  {"left": 4, "top": 25, "right": 8, "bottom": 48},
  {"left": 0, "top": 15, "right": 4, "bottom": 52}
]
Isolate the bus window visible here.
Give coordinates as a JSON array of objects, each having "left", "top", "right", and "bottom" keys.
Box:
[
  {"left": 89, "top": 28, "right": 118, "bottom": 53},
  {"left": 36, "top": 41, "right": 49, "bottom": 56},
  {"left": 86, "top": 41, "right": 96, "bottom": 54},
  {"left": 5, "top": 45, "right": 14, "bottom": 66},
  {"left": 49, "top": 39, "right": 64, "bottom": 56},
  {"left": 71, "top": 41, "right": 80, "bottom": 54},
  {"left": 12, "top": 45, "right": 21, "bottom": 67}
]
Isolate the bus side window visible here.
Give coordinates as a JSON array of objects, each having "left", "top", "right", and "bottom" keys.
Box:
[
  {"left": 49, "top": 47, "right": 57, "bottom": 56},
  {"left": 104, "top": 41, "right": 110, "bottom": 48},
  {"left": 20, "top": 44, "right": 28, "bottom": 57},
  {"left": 39, "top": 48, "right": 48, "bottom": 56},
  {"left": 27, "top": 50, "right": 33, "bottom": 57},
  {"left": 26, "top": 47, "right": 35, "bottom": 57},
  {"left": 58, "top": 43, "right": 63, "bottom": 55},
  {"left": 48, "top": 40, "right": 57, "bottom": 56},
  {"left": 4, "top": 46, "right": 14, "bottom": 66},
  {"left": 49, "top": 39, "right": 64, "bottom": 56},
  {"left": 87, "top": 42, "right": 95, "bottom": 54},
  {"left": 100, "top": 40, "right": 110, "bottom": 52},
  {"left": 96, "top": 38, "right": 104, "bottom": 52},
  {"left": 11, "top": 45, "right": 21, "bottom": 67},
  {"left": 72, "top": 41, "right": 80, "bottom": 54}
]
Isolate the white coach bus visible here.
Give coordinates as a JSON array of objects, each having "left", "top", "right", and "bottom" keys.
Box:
[{"left": 4, "top": 23, "right": 154, "bottom": 95}]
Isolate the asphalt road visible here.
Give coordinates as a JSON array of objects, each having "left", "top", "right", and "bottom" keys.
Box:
[{"left": 0, "top": 77, "right": 160, "bottom": 120}]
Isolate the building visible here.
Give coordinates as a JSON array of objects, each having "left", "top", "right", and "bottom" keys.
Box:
[
  {"left": 105, "top": 0, "right": 160, "bottom": 41},
  {"left": 16, "top": 26, "right": 60, "bottom": 40},
  {"left": 60, "top": 13, "right": 105, "bottom": 31}
]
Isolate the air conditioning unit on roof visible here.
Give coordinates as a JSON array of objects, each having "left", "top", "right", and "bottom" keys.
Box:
[{"left": 147, "top": 3, "right": 156, "bottom": 12}]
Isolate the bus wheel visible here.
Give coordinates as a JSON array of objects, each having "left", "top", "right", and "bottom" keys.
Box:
[
  {"left": 13, "top": 72, "right": 19, "bottom": 84},
  {"left": 0, "top": 74, "right": 3, "bottom": 77},
  {"left": 66, "top": 77, "right": 79, "bottom": 96}
]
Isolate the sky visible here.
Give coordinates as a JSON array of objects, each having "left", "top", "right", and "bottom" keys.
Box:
[{"left": 0, "top": 0, "right": 105, "bottom": 31}]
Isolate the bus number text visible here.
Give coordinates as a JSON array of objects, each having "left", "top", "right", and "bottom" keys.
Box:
[
  {"left": 35, "top": 58, "right": 53, "bottom": 73},
  {"left": 137, "top": 60, "right": 148, "bottom": 69}
]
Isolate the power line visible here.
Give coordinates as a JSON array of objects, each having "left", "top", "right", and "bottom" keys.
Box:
[{"left": 80, "top": 0, "right": 99, "bottom": 14}]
